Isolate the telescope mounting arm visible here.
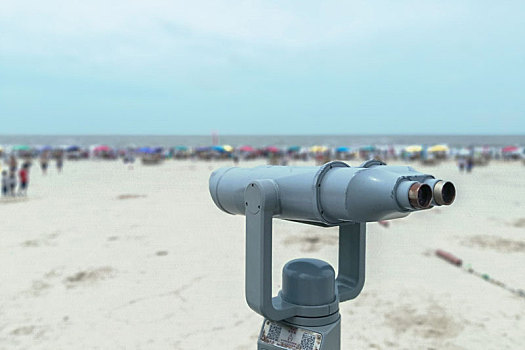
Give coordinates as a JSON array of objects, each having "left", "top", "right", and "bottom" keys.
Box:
[{"left": 244, "top": 179, "right": 367, "bottom": 322}]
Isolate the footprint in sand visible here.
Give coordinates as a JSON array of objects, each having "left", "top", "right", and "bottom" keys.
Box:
[
  {"left": 64, "top": 267, "right": 115, "bottom": 288},
  {"left": 385, "top": 303, "right": 463, "bottom": 340},
  {"left": 461, "top": 235, "right": 525, "bottom": 253},
  {"left": 116, "top": 194, "right": 147, "bottom": 200},
  {"left": 21, "top": 231, "right": 61, "bottom": 248},
  {"left": 512, "top": 218, "right": 525, "bottom": 228},
  {"left": 283, "top": 232, "right": 338, "bottom": 252}
]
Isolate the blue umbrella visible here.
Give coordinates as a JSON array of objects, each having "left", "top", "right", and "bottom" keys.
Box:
[
  {"left": 288, "top": 146, "right": 301, "bottom": 152},
  {"left": 66, "top": 145, "right": 80, "bottom": 152},
  {"left": 336, "top": 146, "right": 350, "bottom": 153},
  {"left": 195, "top": 146, "right": 211, "bottom": 152},
  {"left": 40, "top": 145, "right": 53, "bottom": 151},
  {"left": 212, "top": 145, "right": 226, "bottom": 153},
  {"left": 137, "top": 146, "right": 152, "bottom": 153}
]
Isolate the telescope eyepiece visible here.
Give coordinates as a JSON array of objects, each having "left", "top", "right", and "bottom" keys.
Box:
[
  {"left": 433, "top": 180, "right": 456, "bottom": 206},
  {"left": 408, "top": 182, "right": 432, "bottom": 209}
]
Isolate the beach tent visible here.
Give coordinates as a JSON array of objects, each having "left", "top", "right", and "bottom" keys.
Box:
[{"left": 428, "top": 144, "right": 449, "bottom": 153}]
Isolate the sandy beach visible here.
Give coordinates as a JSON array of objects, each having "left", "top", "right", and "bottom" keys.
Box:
[{"left": 1, "top": 159, "right": 524, "bottom": 349}]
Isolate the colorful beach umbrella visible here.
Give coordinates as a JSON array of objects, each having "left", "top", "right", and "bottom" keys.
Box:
[
  {"left": 310, "top": 145, "right": 327, "bottom": 153},
  {"left": 13, "top": 145, "right": 31, "bottom": 151},
  {"left": 212, "top": 145, "right": 227, "bottom": 153},
  {"left": 360, "top": 145, "right": 375, "bottom": 152},
  {"left": 404, "top": 145, "right": 423, "bottom": 153},
  {"left": 428, "top": 144, "right": 449, "bottom": 153},
  {"left": 222, "top": 145, "right": 234, "bottom": 153},
  {"left": 502, "top": 146, "right": 519, "bottom": 153},
  {"left": 266, "top": 146, "right": 280, "bottom": 153},
  {"left": 287, "top": 146, "right": 301, "bottom": 152},
  {"left": 174, "top": 145, "right": 188, "bottom": 151},
  {"left": 335, "top": 146, "right": 350, "bottom": 153},
  {"left": 94, "top": 145, "right": 111, "bottom": 152},
  {"left": 66, "top": 145, "right": 80, "bottom": 152},
  {"left": 239, "top": 145, "right": 255, "bottom": 152}
]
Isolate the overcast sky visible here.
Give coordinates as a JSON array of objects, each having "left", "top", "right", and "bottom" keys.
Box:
[{"left": 1, "top": 0, "right": 524, "bottom": 134}]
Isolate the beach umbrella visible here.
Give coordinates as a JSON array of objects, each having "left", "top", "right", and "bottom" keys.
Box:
[
  {"left": 195, "top": 146, "right": 211, "bottom": 152},
  {"left": 265, "top": 146, "right": 280, "bottom": 153},
  {"left": 310, "top": 145, "right": 327, "bottom": 153},
  {"left": 360, "top": 145, "right": 375, "bottom": 152},
  {"left": 94, "top": 145, "right": 111, "bottom": 152},
  {"left": 13, "top": 145, "right": 31, "bottom": 151},
  {"left": 428, "top": 144, "right": 449, "bottom": 153},
  {"left": 222, "top": 145, "right": 234, "bottom": 153},
  {"left": 137, "top": 146, "right": 152, "bottom": 153},
  {"left": 336, "top": 146, "right": 350, "bottom": 153},
  {"left": 66, "top": 145, "right": 80, "bottom": 152},
  {"left": 212, "top": 145, "right": 229, "bottom": 153},
  {"left": 404, "top": 145, "right": 423, "bottom": 153},
  {"left": 39, "top": 145, "right": 53, "bottom": 151},
  {"left": 174, "top": 145, "right": 188, "bottom": 151},
  {"left": 239, "top": 145, "right": 255, "bottom": 152},
  {"left": 458, "top": 148, "right": 471, "bottom": 156},
  {"left": 502, "top": 146, "right": 519, "bottom": 153},
  {"left": 287, "top": 146, "right": 301, "bottom": 152}
]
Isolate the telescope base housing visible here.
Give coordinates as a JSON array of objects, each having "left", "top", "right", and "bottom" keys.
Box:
[{"left": 258, "top": 318, "right": 340, "bottom": 350}]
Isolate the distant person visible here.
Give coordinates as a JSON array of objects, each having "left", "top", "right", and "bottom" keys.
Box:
[
  {"left": 18, "top": 163, "right": 30, "bottom": 196},
  {"left": 9, "top": 155, "right": 17, "bottom": 173},
  {"left": 1, "top": 170, "right": 8, "bottom": 197},
  {"left": 40, "top": 151, "right": 49, "bottom": 175},
  {"left": 466, "top": 157, "right": 474, "bottom": 173},
  {"left": 8, "top": 171, "right": 17, "bottom": 196},
  {"left": 458, "top": 158, "right": 466, "bottom": 172},
  {"left": 56, "top": 151, "right": 64, "bottom": 173}
]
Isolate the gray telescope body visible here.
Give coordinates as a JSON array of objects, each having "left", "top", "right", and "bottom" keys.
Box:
[{"left": 210, "top": 160, "right": 448, "bottom": 225}]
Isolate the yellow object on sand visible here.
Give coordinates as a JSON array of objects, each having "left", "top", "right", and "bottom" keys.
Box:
[
  {"left": 404, "top": 145, "right": 423, "bottom": 153},
  {"left": 428, "top": 144, "right": 449, "bottom": 153},
  {"left": 310, "top": 145, "right": 327, "bottom": 153}
]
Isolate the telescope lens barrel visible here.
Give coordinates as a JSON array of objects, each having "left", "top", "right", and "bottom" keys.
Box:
[
  {"left": 408, "top": 183, "right": 432, "bottom": 209},
  {"left": 433, "top": 181, "right": 456, "bottom": 206},
  {"left": 209, "top": 162, "right": 455, "bottom": 224}
]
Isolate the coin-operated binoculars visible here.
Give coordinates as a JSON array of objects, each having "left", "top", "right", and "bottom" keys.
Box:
[{"left": 209, "top": 160, "right": 455, "bottom": 350}]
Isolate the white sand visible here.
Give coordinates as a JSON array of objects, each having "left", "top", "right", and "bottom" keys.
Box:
[{"left": 1, "top": 159, "right": 524, "bottom": 349}]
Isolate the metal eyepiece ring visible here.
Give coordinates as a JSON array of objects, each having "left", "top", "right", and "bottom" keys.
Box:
[
  {"left": 408, "top": 183, "right": 432, "bottom": 209},
  {"left": 433, "top": 181, "right": 456, "bottom": 206}
]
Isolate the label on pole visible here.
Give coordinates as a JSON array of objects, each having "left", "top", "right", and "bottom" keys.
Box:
[{"left": 259, "top": 320, "right": 322, "bottom": 350}]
